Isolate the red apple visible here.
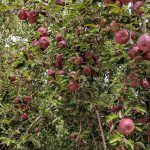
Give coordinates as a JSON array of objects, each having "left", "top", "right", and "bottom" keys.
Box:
[
  {"left": 115, "top": 29, "right": 129, "bottom": 44},
  {"left": 130, "top": 31, "right": 137, "bottom": 40},
  {"left": 32, "top": 39, "right": 40, "bottom": 47},
  {"left": 137, "top": 34, "right": 150, "bottom": 52},
  {"left": 100, "top": 19, "right": 106, "bottom": 28},
  {"left": 110, "top": 21, "right": 121, "bottom": 33},
  {"left": 130, "top": 79, "right": 139, "bottom": 87},
  {"left": 118, "top": 118, "right": 135, "bottom": 135},
  {"left": 15, "top": 97, "right": 21, "bottom": 104},
  {"left": 24, "top": 96, "right": 32, "bottom": 103},
  {"left": 143, "top": 52, "right": 150, "bottom": 61},
  {"left": 56, "top": 70, "right": 65, "bottom": 76},
  {"left": 59, "top": 40, "right": 66, "bottom": 48},
  {"left": 56, "top": 54, "right": 64, "bottom": 63},
  {"left": 48, "top": 69, "right": 55, "bottom": 77},
  {"left": 71, "top": 56, "right": 83, "bottom": 65},
  {"left": 85, "top": 51, "right": 94, "bottom": 59},
  {"left": 128, "top": 71, "right": 138, "bottom": 80},
  {"left": 17, "top": 10, "right": 28, "bottom": 20},
  {"left": 133, "top": 1, "right": 144, "bottom": 15},
  {"left": 69, "top": 71, "right": 79, "bottom": 80},
  {"left": 141, "top": 79, "right": 150, "bottom": 89},
  {"left": 56, "top": 0, "right": 65, "bottom": 6},
  {"left": 128, "top": 46, "right": 140, "bottom": 59},
  {"left": 56, "top": 34, "right": 63, "bottom": 43},
  {"left": 121, "top": 0, "right": 132, "bottom": 4},
  {"left": 8, "top": 75, "right": 16, "bottom": 82},
  {"left": 68, "top": 82, "right": 79, "bottom": 92},
  {"left": 39, "top": 37, "right": 50, "bottom": 49},
  {"left": 82, "top": 66, "right": 92, "bottom": 75},
  {"left": 27, "top": 10, "right": 38, "bottom": 24},
  {"left": 37, "top": 27, "right": 47, "bottom": 37},
  {"left": 21, "top": 112, "right": 27, "bottom": 120}
]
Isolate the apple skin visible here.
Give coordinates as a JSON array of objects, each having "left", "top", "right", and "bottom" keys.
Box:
[
  {"left": 48, "top": 69, "right": 55, "bottom": 77},
  {"left": 27, "top": 10, "right": 38, "bottom": 24},
  {"left": 140, "top": 79, "right": 150, "bottom": 89},
  {"left": 24, "top": 96, "right": 32, "bottom": 103},
  {"left": 32, "top": 39, "right": 40, "bottom": 47},
  {"left": 143, "top": 52, "right": 150, "bottom": 61},
  {"left": 15, "top": 97, "right": 21, "bottom": 104},
  {"left": 121, "top": 0, "right": 132, "bottom": 4},
  {"left": 133, "top": 1, "right": 144, "bottom": 15},
  {"left": 128, "top": 71, "right": 138, "bottom": 80},
  {"left": 56, "top": 34, "right": 63, "bottom": 43},
  {"left": 128, "top": 46, "right": 140, "bottom": 59},
  {"left": 85, "top": 51, "right": 94, "bottom": 59},
  {"left": 118, "top": 118, "right": 135, "bottom": 135},
  {"left": 58, "top": 40, "right": 66, "bottom": 48},
  {"left": 130, "top": 31, "right": 137, "bottom": 40},
  {"left": 110, "top": 21, "right": 121, "bottom": 33},
  {"left": 37, "top": 27, "right": 47, "bottom": 37},
  {"left": 56, "top": 0, "right": 65, "bottom": 6},
  {"left": 115, "top": 29, "right": 129, "bottom": 44},
  {"left": 17, "top": 10, "right": 28, "bottom": 20},
  {"left": 68, "top": 82, "right": 79, "bottom": 92},
  {"left": 56, "top": 54, "right": 64, "bottom": 63},
  {"left": 137, "top": 34, "right": 150, "bottom": 52},
  {"left": 82, "top": 66, "right": 92, "bottom": 75},
  {"left": 39, "top": 37, "right": 50, "bottom": 49},
  {"left": 100, "top": 19, "right": 106, "bottom": 28},
  {"left": 56, "top": 70, "right": 65, "bottom": 76},
  {"left": 21, "top": 112, "right": 27, "bottom": 120},
  {"left": 8, "top": 75, "right": 16, "bottom": 82},
  {"left": 69, "top": 71, "right": 79, "bottom": 80},
  {"left": 71, "top": 56, "right": 83, "bottom": 65}
]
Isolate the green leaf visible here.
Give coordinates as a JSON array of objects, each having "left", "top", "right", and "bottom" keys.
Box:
[
  {"left": 125, "top": 139, "right": 134, "bottom": 150},
  {"left": 109, "top": 132, "right": 124, "bottom": 144},
  {"left": 106, "top": 113, "right": 118, "bottom": 122}
]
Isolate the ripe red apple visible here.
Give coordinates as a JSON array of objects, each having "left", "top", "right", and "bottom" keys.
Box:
[
  {"left": 56, "top": 34, "right": 63, "bottom": 43},
  {"left": 100, "top": 19, "right": 106, "bottom": 28},
  {"left": 48, "top": 69, "right": 55, "bottom": 77},
  {"left": 137, "top": 34, "right": 150, "bottom": 52},
  {"left": 116, "top": 0, "right": 123, "bottom": 7},
  {"left": 110, "top": 106, "right": 123, "bottom": 113},
  {"left": 85, "top": 51, "right": 94, "bottom": 59},
  {"left": 118, "top": 118, "right": 135, "bottom": 135},
  {"left": 138, "top": 116, "right": 148, "bottom": 124},
  {"left": 128, "top": 71, "right": 138, "bottom": 80},
  {"left": 130, "top": 31, "right": 137, "bottom": 40},
  {"left": 133, "top": 1, "right": 144, "bottom": 15},
  {"left": 56, "top": 70, "right": 65, "bottom": 76},
  {"left": 8, "top": 75, "right": 16, "bottom": 82},
  {"left": 21, "top": 112, "right": 27, "bottom": 120},
  {"left": 82, "top": 66, "right": 92, "bottom": 75},
  {"left": 104, "top": 0, "right": 113, "bottom": 4},
  {"left": 32, "top": 39, "right": 40, "bottom": 47},
  {"left": 15, "top": 97, "right": 21, "bottom": 104},
  {"left": 128, "top": 46, "right": 140, "bottom": 59},
  {"left": 56, "top": 54, "right": 64, "bottom": 63},
  {"left": 110, "top": 21, "right": 121, "bottom": 33},
  {"left": 143, "top": 52, "right": 150, "bottom": 61},
  {"left": 71, "top": 56, "right": 83, "bottom": 65},
  {"left": 68, "top": 81, "right": 79, "bottom": 92},
  {"left": 115, "top": 29, "right": 129, "bottom": 44},
  {"left": 24, "top": 96, "right": 32, "bottom": 103},
  {"left": 17, "top": 10, "right": 28, "bottom": 20},
  {"left": 59, "top": 40, "right": 66, "bottom": 48},
  {"left": 141, "top": 79, "right": 150, "bottom": 89},
  {"left": 27, "top": 10, "right": 38, "bottom": 24},
  {"left": 56, "top": 0, "right": 65, "bottom": 6},
  {"left": 130, "top": 79, "right": 139, "bottom": 87},
  {"left": 39, "top": 37, "right": 50, "bottom": 49},
  {"left": 37, "top": 27, "right": 47, "bottom": 37},
  {"left": 121, "top": 0, "right": 132, "bottom": 4}
]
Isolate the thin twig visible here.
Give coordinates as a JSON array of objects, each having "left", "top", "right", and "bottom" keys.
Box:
[{"left": 95, "top": 108, "right": 107, "bottom": 150}]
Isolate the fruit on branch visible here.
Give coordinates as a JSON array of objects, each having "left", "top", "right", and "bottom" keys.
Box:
[
  {"left": 110, "top": 21, "right": 121, "bottom": 33},
  {"left": 21, "top": 112, "right": 27, "bottom": 120},
  {"left": 133, "top": 1, "right": 144, "bottom": 15},
  {"left": 71, "top": 56, "right": 83, "bottom": 65},
  {"left": 140, "top": 79, "right": 150, "bottom": 89},
  {"left": 17, "top": 10, "right": 28, "bottom": 20},
  {"left": 37, "top": 27, "right": 47, "bottom": 37},
  {"left": 58, "top": 40, "right": 66, "bottom": 48},
  {"left": 128, "top": 46, "right": 140, "bottom": 59},
  {"left": 130, "top": 79, "right": 139, "bottom": 87},
  {"left": 130, "top": 31, "right": 137, "bottom": 40},
  {"left": 121, "top": 0, "right": 132, "bottom": 5},
  {"left": 69, "top": 71, "right": 79, "bottom": 80},
  {"left": 128, "top": 71, "right": 138, "bottom": 80},
  {"left": 85, "top": 51, "right": 94, "bottom": 60},
  {"left": 39, "top": 37, "right": 50, "bottom": 49},
  {"left": 15, "top": 97, "right": 21, "bottom": 104},
  {"left": 56, "top": 70, "right": 65, "bottom": 76},
  {"left": 100, "top": 19, "right": 107, "bottom": 28},
  {"left": 82, "top": 66, "right": 92, "bottom": 75},
  {"left": 32, "top": 39, "right": 40, "bottom": 47},
  {"left": 137, "top": 34, "right": 150, "bottom": 52},
  {"left": 8, "top": 75, "right": 16, "bottom": 82},
  {"left": 114, "top": 29, "right": 129, "bottom": 44},
  {"left": 27, "top": 10, "right": 39, "bottom": 24},
  {"left": 56, "top": 54, "right": 64, "bottom": 63},
  {"left": 35, "top": 127, "right": 40, "bottom": 133},
  {"left": 115, "top": 146, "right": 125, "bottom": 150},
  {"left": 143, "top": 52, "right": 150, "bottom": 61},
  {"left": 68, "top": 81, "right": 79, "bottom": 92},
  {"left": 48, "top": 69, "right": 55, "bottom": 77},
  {"left": 110, "top": 106, "right": 123, "bottom": 113},
  {"left": 118, "top": 118, "right": 135, "bottom": 135},
  {"left": 56, "top": 0, "right": 65, "bottom": 6},
  {"left": 24, "top": 96, "right": 32, "bottom": 103},
  {"left": 56, "top": 34, "right": 63, "bottom": 43}
]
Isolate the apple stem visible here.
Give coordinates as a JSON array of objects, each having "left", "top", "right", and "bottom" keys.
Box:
[{"left": 95, "top": 109, "right": 107, "bottom": 150}]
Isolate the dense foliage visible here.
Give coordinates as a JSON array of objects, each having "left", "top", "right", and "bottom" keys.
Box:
[{"left": 0, "top": 0, "right": 150, "bottom": 149}]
